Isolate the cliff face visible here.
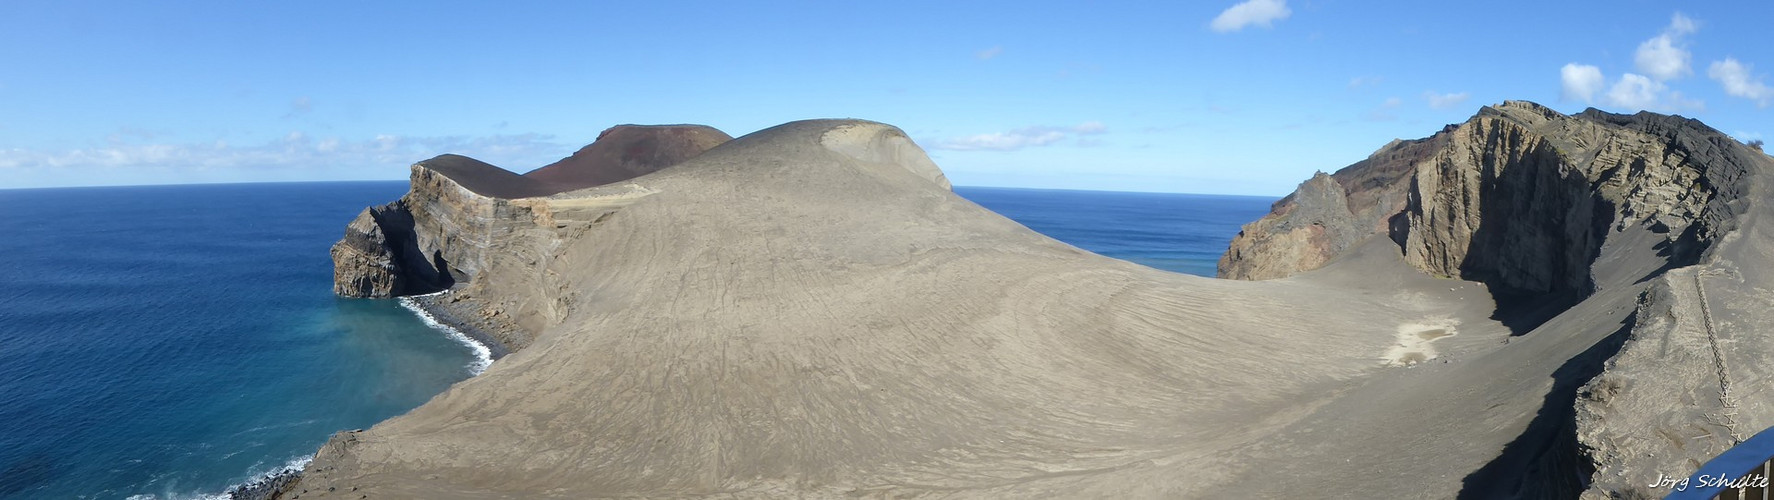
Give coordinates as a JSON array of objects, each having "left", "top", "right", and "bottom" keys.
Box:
[
  {"left": 331, "top": 163, "right": 660, "bottom": 348},
  {"left": 329, "top": 126, "right": 729, "bottom": 348},
  {"left": 1224, "top": 101, "right": 1744, "bottom": 297},
  {"left": 303, "top": 109, "right": 1773, "bottom": 498},
  {"left": 1218, "top": 132, "right": 1444, "bottom": 280},
  {"left": 1401, "top": 111, "right": 1602, "bottom": 296},
  {"left": 330, "top": 126, "right": 728, "bottom": 298},
  {"left": 1222, "top": 101, "right": 1774, "bottom": 498},
  {"left": 299, "top": 120, "right": 1498, "bottom": 498}
]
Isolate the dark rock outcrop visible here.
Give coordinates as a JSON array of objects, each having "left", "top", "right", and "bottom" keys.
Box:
[
  {"left": 302, "top": 109, "right": 1773, "bottom": 498},
  {"left": 1219, "top": 131, "right": 1446, "bottom": 280},
  {"left": 1222, "top": 101, "right": 1751, "bottom": 297},
  {"left": 1221, "top": 101, "right": 1774, "bottom": 498},
  {"left": 329, "top": 125, "right": 730, "bottom": 301},
  {"left": 329, "top": 200, "right": 453, "bottom": 297}
]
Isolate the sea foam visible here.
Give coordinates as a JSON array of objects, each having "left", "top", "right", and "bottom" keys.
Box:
[
  {"left": 398, "top": 293, "right": 493, "bottom": 375},
  {"left": 125, "top": 455, "right": 311, "bottom": 500}
]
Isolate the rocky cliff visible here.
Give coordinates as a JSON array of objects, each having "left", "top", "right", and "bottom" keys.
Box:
[
  {"left": 300, "top": 109, "right": 1774, "bottom": 498},
  {"left": 1218, "top": 131, "right": 1445, "bottom": 281},
  {"left": 328, "top": 125, "right": 729, "bottom": 347},
  {"left": 1221, "top": 101, "right": 1746, "bottom": 297},
  {"left": 330, "top": 125, "right": 731, "bottom": 299},
  {"left": 1222, "top": 101, "right": 1774, "bottom": 498}
]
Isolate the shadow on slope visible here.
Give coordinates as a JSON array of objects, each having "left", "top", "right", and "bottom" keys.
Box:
[{"left": 1456, "top": 309, "right": 1637, "bottom": 499}]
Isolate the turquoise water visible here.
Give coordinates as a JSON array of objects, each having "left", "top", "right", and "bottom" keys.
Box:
[
  {"left": 0, "top": 182, "right": 1272, "bottom": 499},
  {"left": 0, "top": 182, "right": 484, "bottom": 499}
]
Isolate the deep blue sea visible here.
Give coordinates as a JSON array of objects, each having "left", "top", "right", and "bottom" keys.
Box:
[
  {"left": 955, "top": 187, "right": 1274, "bottom": 277},
  {"left": 0, "top": 181, "right": 1272, "bottom": 499}
]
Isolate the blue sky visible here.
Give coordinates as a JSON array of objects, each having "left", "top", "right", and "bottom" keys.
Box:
[{"left": 2, "top": 1, "right": 1770, "bottom": 195}]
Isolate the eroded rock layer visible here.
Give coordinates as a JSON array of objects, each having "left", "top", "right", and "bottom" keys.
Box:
[
  {"left": 1221, "top": 101, "right": 1749, "bottom": 297},
  {"left": 1222, "top": 101, "right": 1774, "bottom": 498},
  {"left": 307, "top": 106, "right": 1774, "bottom": 498},
  {"left": 329, "top": 125, "right": 728, "bottom": 299}
]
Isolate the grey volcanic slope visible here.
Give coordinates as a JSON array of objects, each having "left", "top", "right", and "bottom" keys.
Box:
[{"left": 296, "top": 107, "right": 1774, "bottom": 498}]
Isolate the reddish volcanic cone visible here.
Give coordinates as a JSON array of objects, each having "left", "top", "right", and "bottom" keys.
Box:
[{"left": 524, "top": 125, "right": 732, "bottom": 191}]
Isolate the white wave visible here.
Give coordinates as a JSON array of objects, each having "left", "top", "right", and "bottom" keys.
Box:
[
  {"left": 128, "top": 456, "right": 312, "bottom": 500},
  {"left": 398, "top": 295, "right": 493, "bottom": 375},
  {"left": 221, "top": 455, "right": 311, "bottom": 500}
]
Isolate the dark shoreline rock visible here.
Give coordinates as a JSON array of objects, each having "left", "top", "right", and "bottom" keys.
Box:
[
  {"left": 226, "top": 467, "right": 301, "bottom": 500},
  {"left": 405, "top": 291, "right": 514, "bottom": 359}
]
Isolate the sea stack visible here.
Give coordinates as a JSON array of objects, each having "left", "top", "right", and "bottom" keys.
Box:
[{"left": 304, "top": 106, "right": 1773, "bottom": 498}]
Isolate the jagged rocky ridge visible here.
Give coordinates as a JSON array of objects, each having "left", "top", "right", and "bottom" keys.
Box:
[
  {"left": 1222, "top": 101, "right": 1742, "bottom": 295},
  {"left": 304, "top": 108, "right": 1773, "bottom": 498},
  {"left": 1221, "top": 101, "right": 1773, "bottom": 498}
]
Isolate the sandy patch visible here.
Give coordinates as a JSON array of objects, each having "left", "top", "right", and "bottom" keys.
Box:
[{"left": 1383, "top": 318, "right": 1460, "bottom": 366}]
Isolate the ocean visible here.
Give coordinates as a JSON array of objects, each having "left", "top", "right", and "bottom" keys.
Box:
[
  {"left": 955, "top": 187, "right": 1273, "bottom": 277},
  {"left": 0, "top": 181, "right": 1273, "bottom": 499}
]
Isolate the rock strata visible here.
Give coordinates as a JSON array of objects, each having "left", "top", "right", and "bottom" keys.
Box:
[
  {"left": 1224, "top": 101, "right": 1747, "bottom": 296},
  {"left": 303, "top": 107, "right": 1774, "bottom": 498},
  {"left": 1223, "top": 100, "right": 1774, "bottom": 498},
  {"left": 329, "top": 125, "right": 729, "bottom": 299},
  {"left": 1218, "top": 131, "right": 1445, "bottom": 280}
]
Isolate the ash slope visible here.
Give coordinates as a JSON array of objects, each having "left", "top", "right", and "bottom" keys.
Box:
[
  {"left": 299, "top": 120, "right": 1495, "bottom": 498},
  {"left": 297, "top": 106, "right": 1773, "bottom": 498}
]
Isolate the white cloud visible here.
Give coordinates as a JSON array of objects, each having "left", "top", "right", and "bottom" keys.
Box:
[
  {"left": 1636, "top": 37, "right": 1689, "bottom": 81},
  {"left": 1605, "top": 73, "right": 1664, "bottom": 109},
  {"left": 0, "top": 133, "right": 566, "bottom": 173},
  {"left": 1603, "top": 73, "right": 1704, "bottom": 112},
  {"left": 1561, "top": 63, "right": 1605, "bottom": 103},
  {"left": 928, "top": 122, "right": 1106, "bottom": 151},
  {"left": 1210, "top": 0, "right": 1291, "bottom": 33},
  {"left": 976, "top": 46, "right": 1003, "bottom": 60},
  {"left": 1424, "top": 91, "right": 1470, "bottom": 110},
  {"left": 1562, "top": 14, "right": 1710, "bottom": 114},
  {"left": 1668, "top": 12, "right": 1698, "bottom": 36},
  {"left": 1708, "top": 58, "right": 1774, "bottom": 107},
  {"left": 1634, "top": 13, "right": 1698, "bottom": 81}
]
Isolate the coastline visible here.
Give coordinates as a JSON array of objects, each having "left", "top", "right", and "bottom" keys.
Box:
[
  {"left": 399, "top": 290, "right": 517, "bottom": 360},
  {"left": 222, "top": 458, "right": 307, "bottom": 500},
  {"left": 240, "top": 290, "right": 512, "bottom": 500}
]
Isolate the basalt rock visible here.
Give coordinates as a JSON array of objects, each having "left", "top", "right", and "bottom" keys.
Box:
[
  {"left": 1223, "top": 101, "right": 1748, "bottom": 297},
  {"left": 329, "top": 125, "right": 730, "bottom": 299},
  {"left": 300, "top": 109, "right": 1774, "bottom": 499},
  {"left": 1222, "top": 101, "right": 1774, "bottom": 498}
]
